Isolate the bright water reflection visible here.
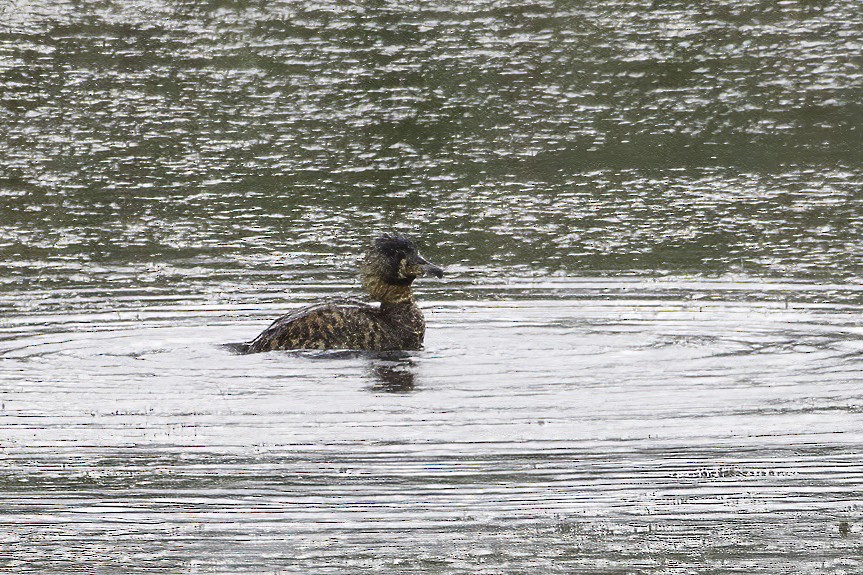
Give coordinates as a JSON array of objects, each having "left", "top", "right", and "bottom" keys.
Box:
[
  {"left": 3, "top": 282, "right": 863, "bottom": 573},
  {"left": 2, "top": 0, "right": 862, "bottom": 297},
  {"left": 2, "top": 0, "right": 863, "bottom": 573}
]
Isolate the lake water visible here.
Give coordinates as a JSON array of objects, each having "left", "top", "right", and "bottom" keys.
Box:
[{"left": 2, "top": 0, "right": 863, "bottom": 573}]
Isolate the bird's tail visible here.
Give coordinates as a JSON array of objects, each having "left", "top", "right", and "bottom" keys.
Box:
[{"left": 222, "top": 342, "right": 252, "bottom": 354}]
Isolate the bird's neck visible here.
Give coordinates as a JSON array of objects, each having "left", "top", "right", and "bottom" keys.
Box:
[
  {"left": 379, "top": 299, "right": 418, "bottom": 315},
  {"left": 363, "top": 275, "right": 414, "bottom": 305}
]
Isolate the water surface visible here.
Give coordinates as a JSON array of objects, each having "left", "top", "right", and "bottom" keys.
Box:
[{"left": 2, "top": 0, "right": 863, "bottom": 573}]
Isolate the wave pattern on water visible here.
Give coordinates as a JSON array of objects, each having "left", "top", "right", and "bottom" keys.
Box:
[
  {"left": 2, "top": 0, "right": 863, "bottom": 572},
  {"left": 2, "top": 0, "right": 863, "bottom": 290},
  {"left": 2, "top": 282, "right": 862, "bottom": 573}
]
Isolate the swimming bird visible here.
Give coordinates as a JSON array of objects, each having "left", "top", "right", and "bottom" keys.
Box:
[{"left": 242, "top": 235, "right": 444, "bottom": 353}]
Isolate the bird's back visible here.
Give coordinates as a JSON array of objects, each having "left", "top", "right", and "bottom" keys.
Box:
[{"left": 244, "top": 298, "right": 423, "bottom": 353}]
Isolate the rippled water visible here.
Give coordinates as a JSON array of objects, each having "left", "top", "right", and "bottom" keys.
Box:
[
  {"left": 2, "top": 0, "right": 863, "bottom": 573},
  {"left": 4, "top": 281, "right": 863, "bottom": 573}
]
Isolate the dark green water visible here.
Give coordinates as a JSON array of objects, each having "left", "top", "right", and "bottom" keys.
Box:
[
  {"left": 3, "top": 0, "right": 863, "bottom": 300},
  {"left": 2, "top": 1, "right": 863, "bottom": 573}
]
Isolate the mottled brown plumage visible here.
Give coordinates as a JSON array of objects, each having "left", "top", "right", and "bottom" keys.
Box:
[{"left": 243, "top": 235, "right": 443, "bottom": 353}]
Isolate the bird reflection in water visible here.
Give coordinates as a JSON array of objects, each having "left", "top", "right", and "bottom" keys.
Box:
[
  {"left": 367, "top": 356, "right": 417, "bottom": 394},
  {"left": 223, "top": 346, "right": 420, "bottom": 392}
]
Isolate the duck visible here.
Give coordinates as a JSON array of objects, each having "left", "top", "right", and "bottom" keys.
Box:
[{"left": 242, "top": 234, "right": 444, "bottom": 353}]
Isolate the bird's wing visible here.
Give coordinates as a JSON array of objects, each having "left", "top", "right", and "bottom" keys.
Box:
[{"left": 246, "top": 299, "right": 387, "bottom": 352}]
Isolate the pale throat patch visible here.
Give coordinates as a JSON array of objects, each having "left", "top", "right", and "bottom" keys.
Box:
[{"left": 398, "top": 258, "right": 420, "bottom": 279}]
